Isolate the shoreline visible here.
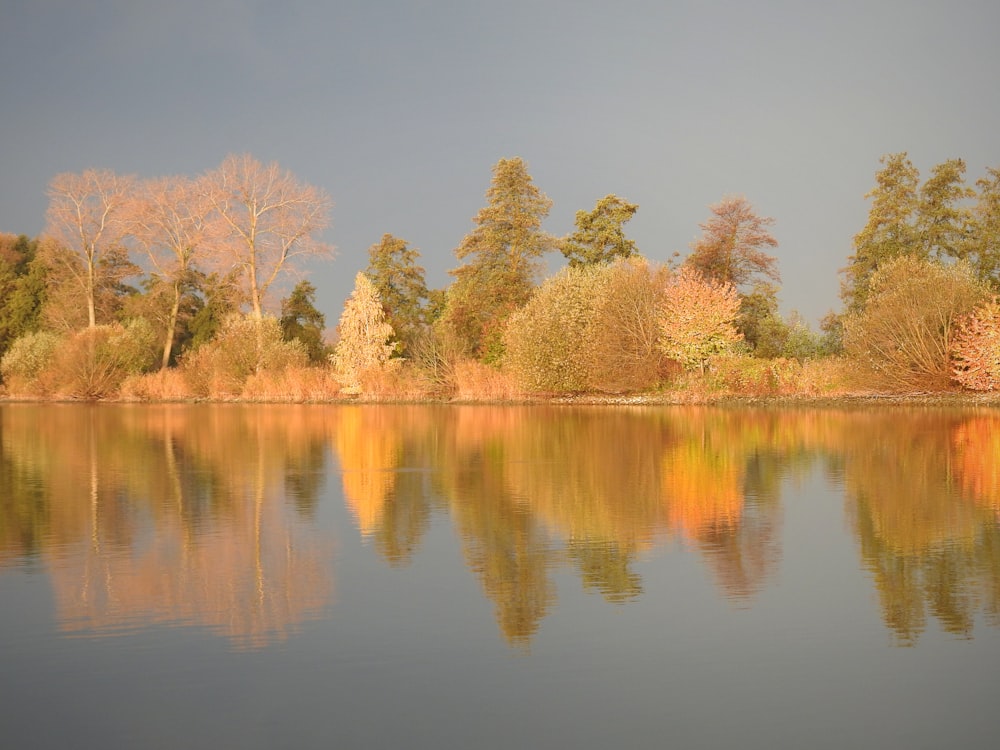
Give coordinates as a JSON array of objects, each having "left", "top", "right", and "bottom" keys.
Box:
[{"left": 4, "top": 391, "right": 1000, "bottom": 408}]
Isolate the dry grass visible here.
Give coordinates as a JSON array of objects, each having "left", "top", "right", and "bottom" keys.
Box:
[
  {"left": 119, "top": 370, "right": 193, "bottom": 401},
  {"left": 451, "top": 359, "right": 523, "bottom": 401},
  {"left": 118, "top": 366, "right": 343, "bottom": 402},
  {"left": 2, "top": 354, "right": 988, "bottom": 405},
  {"left": 357, "top": 363, "right": 435, "bottom": 401},
  {"left": 692, "top": 355, "right": 856, "bottom": 398},
  {"left": 241, "top": 367, "right": 342, "bottom": 402}
]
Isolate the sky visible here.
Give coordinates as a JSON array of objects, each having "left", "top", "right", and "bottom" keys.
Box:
[{"left": 2, "top": 0, "right": 999, "bottom": 329}]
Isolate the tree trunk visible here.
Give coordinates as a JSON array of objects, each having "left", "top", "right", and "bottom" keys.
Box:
[{"left": 161, "top": 280, "right": 182, "bottom": 370}]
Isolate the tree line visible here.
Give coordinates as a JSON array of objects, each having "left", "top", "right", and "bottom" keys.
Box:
[{"left": 2, "top": 152, "right": 999, "bottom": 399}]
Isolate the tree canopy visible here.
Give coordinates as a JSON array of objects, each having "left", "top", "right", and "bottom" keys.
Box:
[
  {"left": 561, "top": 194, "right": 639, "bottom": 267},
  {"left": 205, "top": 154, "right": 333, "bottom": 320},
  {"left": 365, "top": 233, "right": 432, "bottom": 355},
  {"left": 439, "top": 157, "right": 555, "bottom": 361},
  {"left": 686, "top": 195, "right": 779, "bottom": 290},
  {"left": 843, "top": 153, "right": 988, "bottom": 312}
]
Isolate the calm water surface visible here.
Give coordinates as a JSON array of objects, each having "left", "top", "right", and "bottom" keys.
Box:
[{"left": 2, "top": 403, "right": 999, "bottom": 749}]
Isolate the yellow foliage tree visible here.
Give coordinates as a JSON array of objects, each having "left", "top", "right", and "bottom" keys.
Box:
[{"left": 332, "top": 273, "right": 397, "bottom": 391}]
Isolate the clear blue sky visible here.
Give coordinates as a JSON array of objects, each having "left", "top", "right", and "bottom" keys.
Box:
[{"left": 2, "top": 0, "right": 998, "bottom": 329}]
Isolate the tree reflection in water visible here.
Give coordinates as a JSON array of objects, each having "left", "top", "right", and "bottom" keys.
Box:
[
  {"left": 1, "top": 405, "right": 334, "bottom": 650},
  {"left": 3, "top": 403, "right": 1000, "bottom": 648}
]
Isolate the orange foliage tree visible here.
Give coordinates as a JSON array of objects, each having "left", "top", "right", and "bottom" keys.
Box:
[
  {"left": 658, "top": 266, "right": 742, "bottom": 372},
  {"left": 686, "top": 195, "right": 779, "bottom": 290},
  {"left": 951, "top": 298, "right": 1000, "bottom": 391}
]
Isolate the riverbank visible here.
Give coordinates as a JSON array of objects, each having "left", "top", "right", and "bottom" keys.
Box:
[{"left": 4, "top": 389, "right": 1000, "bottom": 408}]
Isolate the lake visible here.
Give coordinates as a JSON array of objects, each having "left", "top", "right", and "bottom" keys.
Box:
[{"left": 1, "top": 403, "right": 999, "bottom": 749}]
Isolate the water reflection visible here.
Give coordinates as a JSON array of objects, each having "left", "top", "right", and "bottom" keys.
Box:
[
  {"left": 0, "top": 405, "right": 334, "bottom": 649},
  {"left": 2, "top": 403, "right": 1000, "bottom": 648}
]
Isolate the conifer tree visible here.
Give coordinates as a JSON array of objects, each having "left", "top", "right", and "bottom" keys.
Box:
[
  {"left": 332, "top": 273, "right": 396, "bottom": 389},
  {"left": 439, "top": 157, "right": 555, "bottom": 361},
  {"left": 365, "top": 233, "right": 431, "bottom": 355},
  {"left": 561, "top": 194, "right": 639, "bottom": 267},
  {"left": 280, "top": 280, "right": 328, "bottom": 364},
  {"left": 965, "top": 167, "right": 1000, "bottom": 285}
]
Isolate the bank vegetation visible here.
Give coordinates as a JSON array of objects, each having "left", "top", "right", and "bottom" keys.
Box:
[{"left": 2, "top": 153, "right": 999, "bottom": 404}]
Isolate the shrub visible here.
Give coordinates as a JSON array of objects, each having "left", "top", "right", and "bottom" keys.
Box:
[
  {"left": 0, "top": 330, "right": 62, "bottom": 394},
  {"left": 182, "top": 314, "right": 308, "bottom": 397},
  {"left": 704, "top": 355, "right": 794, "bottom": 396},
  {"left": 951, "top": 298, "right": 1000, "bottom": 391},
  {"left": 504, "top": 265, "right": 604, "bottom": 393},
  {"left": 119, "top": 369, "right": 193, "bottom": 401},
  {"left": 242, "top": 366, "right": 342, "bottom": 402},
  {"left": 586, "top": 258, "right": 670, "bottom": 392},
  {"left": 45, "top": 319, "right": 158, "bottom": 399},
  {"left": 503, "top": 259, "right": 674, "bottom": 394},
  {"left": 356, "top": 362, "right": 435, "bottom": 401},
  {"left": 842, "top": 257, "right": 989, "bottom": 391},
  {"left": 402, "top": 328, "right": 462, "bottom": 397}
]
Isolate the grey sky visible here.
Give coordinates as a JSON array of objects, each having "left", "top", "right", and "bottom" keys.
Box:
[{"left": 2, "top": 0, "right": 998, "bottom": 327}]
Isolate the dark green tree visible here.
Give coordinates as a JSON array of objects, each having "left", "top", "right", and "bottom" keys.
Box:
[
  {"left": 280, "top": 280, "right": 328, "bottom": 364},
  {"left": 187, "top": 271, "right": 246, "bottom": 350},
  {"left": 0, "top": 237, "right": 46, "bottom": 360},
  {"left": 365, "top": 233, "right": 431, "bottom": 356},
  {"left": 120, "top": 271, "right": 203, "bottom": 367},
  {"left": 561, "top": 194, "right": 639, "bottom": 267},
  {"left": 737, "top": 281, "right": 787, "bottom": 357}
]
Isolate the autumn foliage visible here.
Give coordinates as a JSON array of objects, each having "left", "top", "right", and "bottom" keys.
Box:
[
  {"left": 686, "top": 195, "right": 779, "bottom": 289},
  {"left": 843, "top": 256, "right": 989, "bottom": 391},
  {"left": 951, "top": 298, "right": 1000, "bottom": 391},
  {"left": 331, "top": 272, "right": 398, "bottom": 392},
  {"left": 658, "top": 266, "right": 742, "bottom": 372},
  {"left": 10, "top": 152, "right": 1000, "bottom": 402}
]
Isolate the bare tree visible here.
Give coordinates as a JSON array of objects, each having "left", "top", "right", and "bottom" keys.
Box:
[
  {"left": 44, "top": 169, "right": 137, "bottom": 328},
  {"left": 129, "top": 175, "right": 213, "bottom": 369},
  {"left": 205, "top": 154, "right": 333, "bottom": 319}
]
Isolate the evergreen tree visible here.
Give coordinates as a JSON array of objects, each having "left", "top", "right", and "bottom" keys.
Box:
[
  {"left": 439, "top": 157, "right": 555, "bottom": 362},
  {"left": 0, "top": 237, "right": 46, "bottom": 360},
  {"left": 332, "top": 273, "right": 397, "bottom": 390},
  {"left": 280, "top": 280, "right": 328, "bottom": 364},
  {"left": 187, "top": 271, "right": 246, "bottom": 350},
  {"left": 365, "top": 233, "right": 431, "bottom": 355},
  {"left": 561, "top": 194, "right": 639, "bottom": 267},
  {"left": 916, "top": 158, "right": 974, "bottom": 262},
  {"left": 965, "top": 167, "right": 1000, "bottom": 285},
  {"left": 846, "top": 153, "right": 921, "bottom": 309},
  {"left": 845, "top": 154, "right": 993, "bottom": 312}
]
